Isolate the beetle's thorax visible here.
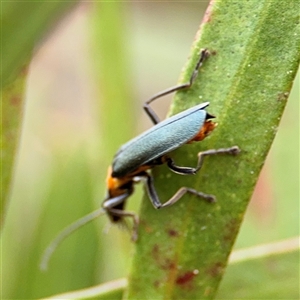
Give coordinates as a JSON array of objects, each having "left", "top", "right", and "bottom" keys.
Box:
[{"left": 106, "top": 164, "right": 152, "bottom": 197}]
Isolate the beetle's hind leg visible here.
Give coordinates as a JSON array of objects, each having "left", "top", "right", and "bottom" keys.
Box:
[
  {"left": 166, "top": 146, "right": 240, "bottom": 175},
  {"left": 143, "top": 49, "right": 210, "bottom": 124}
]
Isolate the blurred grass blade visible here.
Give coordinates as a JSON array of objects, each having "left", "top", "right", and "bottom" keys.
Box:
[
  {"left": 2, "top": 2, "right": 135, "bottom": 299},
  {"left": 1, "top": 2, "right": 78, "bottom": 86},
  {"left": 88, "top": 0, "right": 137, "bottom": 282},
  {"left": 1, "top": 2, "right": 78, "bottom": 223},
  {"left": 229, "top": 236, "right": 300, "bottom": 263},
  {"left": 127, "top": 0, "right": 300, "bottom": 299},
  {"left": 217, "top": 249, "right": 299, "bottom": 299},
  {"left": 41, "top": 278, "right": 126, "bottom": 300},
  {"left": 1, "top": 72, "right": 27, "bottom": 224}
]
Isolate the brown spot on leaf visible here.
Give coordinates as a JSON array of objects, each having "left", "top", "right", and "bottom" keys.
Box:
[
  {"left": 10, "top": 95, "right": 21, "bottom": 106},
  {"left": 206, "top": 262, "right": 225, "bottom": 277},
  {"left": 210, "top": 50, "right": 217, "bottom": 56},
  {"left": 176, "top": 272, "right": 194, "bottom": 285},
  {"left": 20, "top": 65, "right": 29, "bottom": 76},
  {"left": 151, "top": 244, "right": 176, "bottom": 270},
  {"left": 277, "top": 91, "right": 289, "bottom": 101},
  {"left": 151, "top": 244, "right": 159, "bottom": 259},
  {"left": 223, "top": 218, "right": 240, "bottom": 244},
  {"left": 167, "top": 228, "right": 179, "bottom": 237},
  {"left": 153, "top": 280, "right": 161, "bottom": 288},
  {"left": 202, "top": 0, "right": 215, "bottom": 23},
  {"left": 176, "top": 270, "right": 198, "bottom": 286}
]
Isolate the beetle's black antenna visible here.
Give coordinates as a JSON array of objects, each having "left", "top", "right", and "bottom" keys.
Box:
[{"left": 40, "top": 207, "right": 106, "bottom": 271}]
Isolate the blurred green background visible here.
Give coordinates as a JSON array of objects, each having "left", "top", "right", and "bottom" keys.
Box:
[{"left": 2, "top": 2, "right": 299, "bottom": 299}]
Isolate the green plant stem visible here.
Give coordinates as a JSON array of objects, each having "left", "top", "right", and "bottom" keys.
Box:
[{"left": 126, "top": 1, "right": 300, "bottom": 299}]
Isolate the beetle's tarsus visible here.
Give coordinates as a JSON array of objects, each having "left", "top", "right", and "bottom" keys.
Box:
[
  {"left": 229, "top": 146, "right": 240, "bottom": 155},
  {"left": 201, "top": 194, "right": 216, "bottom": 203},
  {"left": 197, "top": 146, "right": 241, "bottom": 159},
  {"left": 189, "top": 189, "right": 216, "bottom": 203}
]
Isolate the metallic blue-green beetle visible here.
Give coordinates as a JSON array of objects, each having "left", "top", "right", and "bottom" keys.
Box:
[
  {"left": 40, "top": 49, "right": 240, "bottom": 270},
  {"left": 102, "top": 49, "right": 239, "bottom": 240}
]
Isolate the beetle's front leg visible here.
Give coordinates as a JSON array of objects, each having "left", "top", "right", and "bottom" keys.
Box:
[
  {"left": 107, "top": 208, "right": 139, "bottom": 242},
  {"left": 103, "top": 193, "right": 139, "bottom": 241}
]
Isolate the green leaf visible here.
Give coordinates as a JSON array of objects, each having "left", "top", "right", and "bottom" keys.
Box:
[
  {"left": 2, "top": 1, "right": 138, "bottom": 299},
  {"left": 1, "top": 1, "right": 78, "bottom": 223},
  {"left": 1, "top": 1, "right": 78, "bottom": 86},
  {"left": 127, "top": 1, "right": 300, "bottom": 299},
  {"left": 1, "top": 73, "right": 27, "bottom": 222},
  {"left": 217, "top": 241, "right": 300, "bottom": 299},
  {"left": 41, "top": 278, "right": 126, "bottom": 300},
  {"left": 1, "top": 3, "right": 101, "bottom": 299}
]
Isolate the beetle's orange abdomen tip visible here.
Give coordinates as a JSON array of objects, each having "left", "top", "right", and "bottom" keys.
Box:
[{"left": 189, "top": 120, "right": 217, "bottom": 143}]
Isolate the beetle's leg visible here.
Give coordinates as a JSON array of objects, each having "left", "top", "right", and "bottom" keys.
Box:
[
  {"left": 142, "top": 173, "right": 162, "bottom": 208},
  {"left": 143, "top": 147, "right": 239, "bottom": 209},
  {"left": 143, "top": 172, "right": 215, "bottom": 208},
  {"left": 166, "top": 146, "right": 240, "bottom": 175},
  {"left": 161, "top": 187, "right": 216, "bottom": 207},
  {"left": 143, "top": 49, "right": 210, "bottom": 124},
  {"left": 106, "top": 208, "right": 139, "bottom": 241},
  {"left": 103, "top": 192, "right": 139, "bottom": 241}
]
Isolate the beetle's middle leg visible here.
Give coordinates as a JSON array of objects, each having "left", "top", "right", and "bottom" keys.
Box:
[
  {"left": 143, "top": 49, "right": 210, "bottom": 124},
  {"left": 142, "top": 172, "right": 216, "bottom": 209}
]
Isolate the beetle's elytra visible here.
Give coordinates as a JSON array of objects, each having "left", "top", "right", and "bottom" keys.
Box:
[{"left": 40, "top": 49, "right": 240, "bottom": 270}]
